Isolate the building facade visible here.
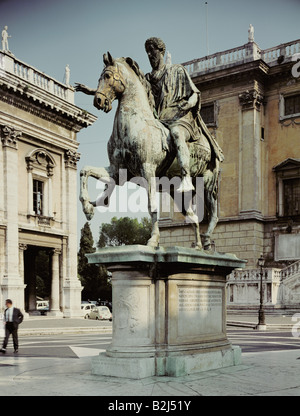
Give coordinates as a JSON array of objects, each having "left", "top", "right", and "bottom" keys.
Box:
[
  {"left": 159, "top": 36, "right": 300, "bottom": 309},
  {"left": 0, "top": 51, "right": 96, "bottom": 316}
]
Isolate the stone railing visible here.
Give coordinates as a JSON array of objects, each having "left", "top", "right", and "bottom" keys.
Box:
[
  {"left": 261, "top": 39, "right": 300, "bottom": 65},
  {"left": 280, "top": 260, "right": 300, "bottom": 280},
  {"left": 227, "top": 267, "right": 281, "bottom": 283},
  {"left": 183, "top": 39, "right": 300, "bottom": 77},
  {"left": 0, "top": 51, "right": 74, "bottom": 104}
]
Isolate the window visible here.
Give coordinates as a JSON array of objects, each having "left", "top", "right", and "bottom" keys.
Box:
[
  {"left": 33, "top": 179, "right": 43, "bottom": 215},
  {"left": 284, "top": 94, "right": 300, "bottom": 116},
  {"left": 201, "top": 104, "right": 215, "bottom": 125},
  {"left": 273, "top": 158, "right": 300, "bottom": 217},
  {"left": 279, "top": 93, "right": 300, "bottom": 120},
  {"left": 26, "top": 148, "right": 56, "bottom": 219},
  {"left": 283, "top": 178, "right": 300, "bottom": 216}
]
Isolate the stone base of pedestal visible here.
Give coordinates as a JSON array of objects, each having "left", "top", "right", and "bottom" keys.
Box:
[
  {"left": 92, "top": 353, "right": 156, "bottom": 379},
  {"left": 87, "top": 245, "right": 246, "bottom": 380},
  {"left": 256, "top": 324, "right": 267, "bottom": 331},
  {"left": 63, "top": 310, "right": 82, "bottom": 319},
  {"left": 63, "top": 279, "right": 83, "bottom": 318},
  {"left": 28, "top": 310, "right": 42, "bottom": 316},
  {"left": 162, "top": 345, "right": 241, "bottom": 377},
  {"left": 91, "top": 345, "right": 241, "bottom": 379}
]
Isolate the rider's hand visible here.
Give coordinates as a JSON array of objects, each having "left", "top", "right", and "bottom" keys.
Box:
[
  {"left": 74, "top": 83, "right": 97, "bottom": 96},
  {"left": 74, "top": 83, "right": 88, "bottom": 92}
]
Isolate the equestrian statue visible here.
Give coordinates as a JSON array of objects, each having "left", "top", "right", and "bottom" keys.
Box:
[{"left": 75, "top": 37, "right": 224, "bottom": 250}]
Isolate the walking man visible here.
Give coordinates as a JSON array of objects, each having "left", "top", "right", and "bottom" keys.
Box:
[{"left": 1, "top": 299, "right": 23, "bottom": 354}]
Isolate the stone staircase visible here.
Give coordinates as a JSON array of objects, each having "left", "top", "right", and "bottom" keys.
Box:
[
  {"left": 280, "top": 260, "right": 300, "bottom": 280},
  {"left": 280, "top": 260, "right": 300, "bottom": 305}
]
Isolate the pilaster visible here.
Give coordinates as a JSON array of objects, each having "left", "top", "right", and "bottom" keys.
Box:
[
  {"left": 238, "top": 89, "right": 264, "bottom": 217},
  {"left": 0, "top": 124, "right": 25, "bottom": 310},
  {"left": 63, "top": 149, "right": 82, "bottom": 317}
]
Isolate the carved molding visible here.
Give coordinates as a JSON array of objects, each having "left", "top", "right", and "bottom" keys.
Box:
[
  {"left": 25, "top": 148, "right": 56, "bottom": 175},
  {"left": 238, "top": 89, "right": 264, "bottom": 110},
  {"left": 280, "top": 117, "right": 300, "bottom": 127},
  {"left": 19, "top": 243, "right": 28, "bottom": 251},
  {"left": 65, "top": 149, "right": 80, "bottom": 169},
  {"left": 1, "top": 124, "right": 22, "bottom": 149},
  {"left": 0, "top": 88, "right": 90, "bottom": 132},
  {"left": 50, "top": 248, "right": 62, "bottom": 256}
]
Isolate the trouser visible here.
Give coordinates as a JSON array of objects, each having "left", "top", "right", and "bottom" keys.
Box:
[{"left": 2, "top": 322, "right": 18, "bottom": 350}]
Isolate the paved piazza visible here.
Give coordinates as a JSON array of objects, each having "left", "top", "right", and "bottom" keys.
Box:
[{"left": 0, "top": 330, "right": 299, "bottom": 396}]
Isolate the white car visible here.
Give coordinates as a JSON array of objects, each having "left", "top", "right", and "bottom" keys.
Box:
[
  {"left": 81, "top": 303, "right": 96, "bottom": 319},
  {"left": 36, "top": 300, "right": 49, "bottom": 311},
  {"left": 89, "top": 306, "right": 112, "bottom": 321}
]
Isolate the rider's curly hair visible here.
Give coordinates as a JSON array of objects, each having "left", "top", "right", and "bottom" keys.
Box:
[{"left": 145, "top": 37, "right": 166, "bottom": 56}]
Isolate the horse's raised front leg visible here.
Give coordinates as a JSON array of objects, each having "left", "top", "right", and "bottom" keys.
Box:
[{"left": 80, "top": 165, "right": 112, "bottom": 221}]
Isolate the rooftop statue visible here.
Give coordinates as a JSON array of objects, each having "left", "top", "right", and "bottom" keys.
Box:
[
  {"left": 248, "top": 24, "right": 254, "bottom": 43},
  {"left": 1, "top": 26, "right": 11, "bottom": 51},
  {"left": 75, "top": 38, "right": 224, "bottom": 250},
  {"left": 64, "top": 64, "right": 70, "bottom": 86}
]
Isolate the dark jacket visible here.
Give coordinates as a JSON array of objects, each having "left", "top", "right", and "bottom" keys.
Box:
[{"left": 4, "top": 307, "right": 24, "bottom": 329}]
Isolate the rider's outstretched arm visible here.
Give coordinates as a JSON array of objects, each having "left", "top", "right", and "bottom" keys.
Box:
[{"left": 74, "top": 83, "right": 97, "bottom": 95}]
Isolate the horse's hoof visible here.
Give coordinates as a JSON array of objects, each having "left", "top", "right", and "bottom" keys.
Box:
[
  {"left": 85, "top": 212, "right": 94, "bottom": 221},
  {"left": 82, "top": 201, "right": 95, "bottom": 221}
]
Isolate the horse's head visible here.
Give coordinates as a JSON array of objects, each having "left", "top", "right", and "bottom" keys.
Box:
[{"left": 94, "top": 52, "right": 126, "bottom": 113}]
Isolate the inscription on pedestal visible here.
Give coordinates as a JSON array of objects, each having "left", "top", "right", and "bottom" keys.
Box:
[
  {"left": 178, "top": 288, "right": 222, "bottom": 312},
  {"left": 177, "top": 286, "right": 223, "bottom": 337}
]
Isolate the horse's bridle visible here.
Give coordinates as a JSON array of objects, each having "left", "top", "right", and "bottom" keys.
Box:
[{"left": 96, "top": 65, "right": 125, "bottom": 105}]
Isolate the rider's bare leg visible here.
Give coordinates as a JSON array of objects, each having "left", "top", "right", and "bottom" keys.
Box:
[{"left": 170, "top": 125, "right": 195, "bottom": 193}]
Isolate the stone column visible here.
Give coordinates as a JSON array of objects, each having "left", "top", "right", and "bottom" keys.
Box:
[
  {"left": 26, "top": 249, "right": 38, "bottom": 314},
  {"left": 63, "top": 150, "right": 82, "bottom": 318},
  {"left": 18, "top": 244, "right": 29, "bottom": 317},
  {"left": 48, "top": 248, "right": 63, "bottom": 316},
  {"left": 1, "top": 125, "right": 25, "bottom": 310}
]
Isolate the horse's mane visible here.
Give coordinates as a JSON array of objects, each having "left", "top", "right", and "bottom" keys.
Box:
[{"left": 118, "top": 57, "right": 156, "bottom": 113}]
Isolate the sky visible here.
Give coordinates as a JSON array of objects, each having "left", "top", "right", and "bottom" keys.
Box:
[{"left": 0, "top": 0, "right": 299, "bottom": 245}]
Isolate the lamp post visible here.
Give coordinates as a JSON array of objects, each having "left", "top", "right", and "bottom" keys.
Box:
[{"left": 256, "top": 254, "right": 266, "bottom": 330}]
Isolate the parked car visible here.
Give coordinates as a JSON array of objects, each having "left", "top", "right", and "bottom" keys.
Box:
[
  {"left": 36, "top": 300, "right": 49, "bottom": 315},
  {"left": 98, "top": 300, "right": 112, "bottom": 311},
  {"left": 89, "top": 306, "right": 112, "bottom": 321},
  {"left": 81, "top": 303, "right": 96, "bottom": 319}
]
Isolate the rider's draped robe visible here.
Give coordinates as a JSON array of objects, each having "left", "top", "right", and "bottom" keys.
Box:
[{"left": 146, "top": 64, "right": 224, "bottom": 162}]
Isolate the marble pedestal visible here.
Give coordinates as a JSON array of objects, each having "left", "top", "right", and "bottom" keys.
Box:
[{"left": 87, "top": 245, "right": 246, "bottom": 379}]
